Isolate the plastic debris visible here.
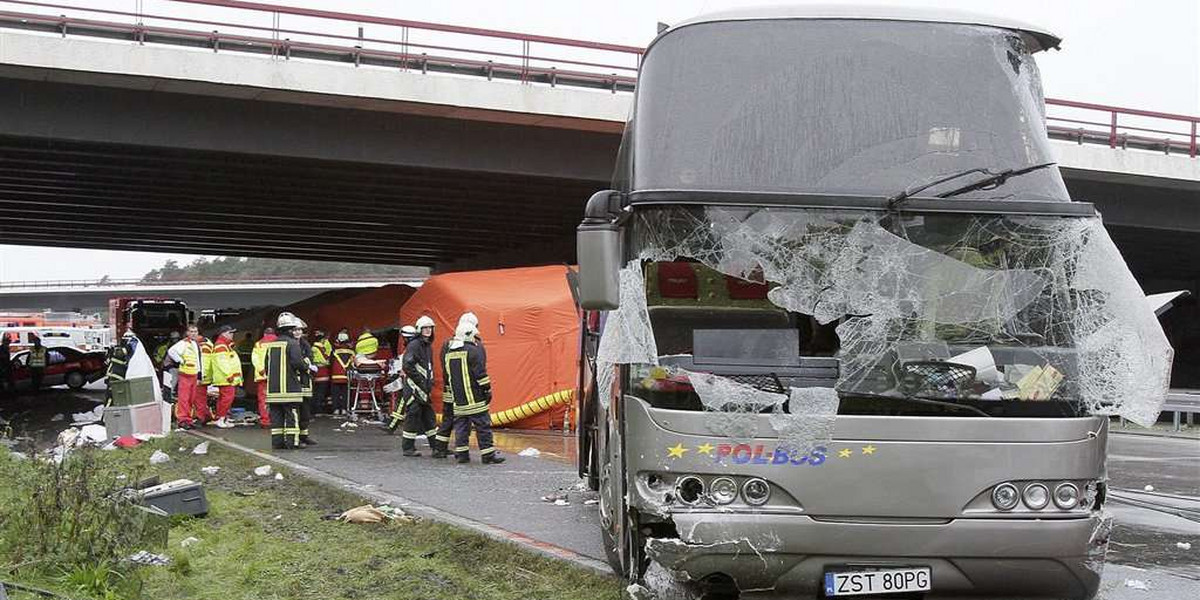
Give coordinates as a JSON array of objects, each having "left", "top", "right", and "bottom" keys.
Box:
[
  {"left": 1177, "top": 542, "right": 1192, "bottom": 550},
  {"left": 128, "top": 551, "right": 171, "bottom": 566},
  {"left": 1144, "top": 485, "right": 1155, "bottom": 492},
  {"left": 79, "top": 424, "right": 108, "bottom": 445},
  {"left": 518, "top": 447, "right": 541, "bottom": 457},
  {"left": 274, "top": 473, "right": 284, "bottom": 480},
  {"left": 9, "top": 451, "right": 27, "bottom": 460},
  {"left": 584, "top": 499, "right": 600, "bottom": 505},
  {"left": 114, "top": 436, "right": 142, "bottom": 448},
  {"left": 1124, "top": 579, "right": 1149, "bottom": 591},
  {"left": 200, "top": 466, "right": 221, "bottom": 476},
  {"left": 149, "top": 450, "right": 170, "bottom": 464},
  {"left": 553, "top": 499, "right": 569, "bottom": 507},
  {"left": 50, "top": 413, "right": 64, "bottom": 422},
  {"left": 192, "top": 441, "right": 209, "bottom": 455},
  {"left": 180, "top": 536, "right": 201, "bottom": 548},
  {"left": 273, "top": 514, "right": 282, "bottom": 521},
  {"left": 541, "top": 491, "right": 568, "bottom": 503},
  {"left": 338, "top": 504, "right": 412, "bottom": 523},
  {"left": 72, "top": 405, "right": 105, "bottom": 424},
  {"left": 254, "top": 465, "right": 273, "bottom": 477},
  {"left": 339, "top": 422, "right": 359, "bottom": 430}
]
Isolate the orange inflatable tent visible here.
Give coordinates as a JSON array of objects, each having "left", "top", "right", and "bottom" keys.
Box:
[
  {"left": 307, "top": 284, "right": 417, "bottom": 336},
  {"left": 399, "top": 265, "right": 579, "bottom": 430}
]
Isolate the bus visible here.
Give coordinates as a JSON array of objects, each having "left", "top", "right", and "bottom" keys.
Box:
[{"left": 574, "top": 7, "right": 1172, "bottom": 600}]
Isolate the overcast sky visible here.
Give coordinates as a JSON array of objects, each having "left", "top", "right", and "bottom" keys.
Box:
[{"left": 0, "top": 0, "right": 1196, "bottom": 282}]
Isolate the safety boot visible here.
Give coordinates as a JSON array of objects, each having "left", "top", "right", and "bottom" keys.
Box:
[
  {"left": 402, "top": 449, "right": 421, "bottom": 457},
  {"left": 456, "top": 454, "right": 470, "bottom": 464},
  {"left": 431, "top": 448, "right": 448, "bottom": 459},
  {"left": 482, "top": 453, "right": 506, "bottom": 465}
]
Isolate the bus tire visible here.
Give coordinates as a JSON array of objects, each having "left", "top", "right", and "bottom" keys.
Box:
[{"left": 65, "top": 372, "right": 86, "bottom": 390}]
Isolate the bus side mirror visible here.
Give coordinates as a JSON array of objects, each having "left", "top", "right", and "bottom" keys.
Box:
[{"left": 577, "top": 190, "right": 623, "bottom": 310}]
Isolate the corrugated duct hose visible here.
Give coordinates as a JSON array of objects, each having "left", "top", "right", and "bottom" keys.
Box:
[{"left": 435, "top": 389, "right": 574, "bottom": 426}]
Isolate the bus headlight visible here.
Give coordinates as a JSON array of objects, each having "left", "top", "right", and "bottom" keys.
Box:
[
  {"left": 991, "top": 482, "right": 1019, "bottom": 511},
  {"left": 708, "top": 477, "right": 738, "bottom": 505},
  {"left": 676, "top": 476, "right": 706, "bottom": 506},
  {"left": 1054, "top": 483, "right": 1080, "bottom": 509},
  {"left": 742, "top": 478, "right": 771, "bottom": 506},
  {"left": 1023, "top": 483, "right": 1050, "bottom": 510}
]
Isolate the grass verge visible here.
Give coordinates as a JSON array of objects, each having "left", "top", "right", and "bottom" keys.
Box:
[{"left": 1, "top": 434, "right": 624, "bottom": 600}]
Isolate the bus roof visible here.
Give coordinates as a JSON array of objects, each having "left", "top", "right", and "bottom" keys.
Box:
[{"left": 660, "top": 4, "right": 1061, "bottom": 52}]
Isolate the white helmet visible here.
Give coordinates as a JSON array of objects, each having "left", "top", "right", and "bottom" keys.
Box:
[
  {"left": 455, "top": 321, "right": 478, "bottom": 342},
  {"left": 277, "top": 312, "right": 304, "bottom": 329},
  {"left": 400, "top": 325, "right": 418, "bottom": 340},
  {"left": 458, "top": 312, "right": 479, "bottom": 328},
  {"left": 415, "top": 316, "right": 435, "bottom": 330}
]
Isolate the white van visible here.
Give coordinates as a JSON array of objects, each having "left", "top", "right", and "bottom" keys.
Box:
[{"left": 1, "top": 327, "right": 111, "bottom": 352}]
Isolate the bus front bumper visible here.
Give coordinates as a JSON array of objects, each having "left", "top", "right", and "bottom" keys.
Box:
[{"left": 645, "top": 512, "right": 1108, "bottom": 599}]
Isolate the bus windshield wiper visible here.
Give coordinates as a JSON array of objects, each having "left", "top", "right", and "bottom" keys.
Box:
[
  {"left": 839, "top": 390, "right": 994, "bottom": 418},
  {"left": 887, "top": 162, "right": 1057, "bottom": 209}
]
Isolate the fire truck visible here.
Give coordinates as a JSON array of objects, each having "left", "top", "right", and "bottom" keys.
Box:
[{"left": 108, "top": 297, "right": 192, "bottom": 356}]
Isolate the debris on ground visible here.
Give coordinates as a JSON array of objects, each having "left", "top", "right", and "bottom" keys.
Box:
[
  {"left": 201, "top": 466, "right": 221, "bottom": 476},
  {"left": 72, "top": 405, "right": 105, "bottom": 424},
  {"left": 338, "top": 504, "right": 412, "bottom": 524},
  {"left": 584, "top": 499, "right": 599, "bottom": 505},
  {"left": 180, "top": 536, "right": 201, "bottom": 548},
  {"left": 1177, "top": 542, "right": 1193, "bottom": 550},
  {"left": 113, "top": 435, "right": 142, "bottom": 449},
  {"left": 553, "top": 499, "right": 569, "bottom": 507},
  {"left": 128, "top": 551, "right": 171, "bottom": 566},
  {"left": 518, "top": 447, "right": 541, "bottom": 457},
  {"left": 338, "top": 422, "right": 359, "bottom": 431},
  {"left": 1124, "top": 579, "right": 1150, "bottom": 591},
  {"left": 79, "top": 424, "right": 108, "bottom": 445},
  {"left": 50, "top": 413, "right": 64, "bottom": 422},
  {"left": 312, "top": 455, "right": 335, "bottom": 460},
  {"left": 254, "top": 465, "right": 273, "bottom": 477},
  {"left": 541, "top": 491, "right": 568, "bottom": 503},
  {"left": 192, "top": 441, "right": 209, "bottom": 455},
  {"left": 273, "top": 515, "right": 282, "bottom": 521},
  {"left": 8, "top": 451, "right": 27, "bottom": 460},
  {"left": 1143, "top": 485, "right": 1155, "bottom": 492},
  {"left": 274, "top": 472, "right": 284, "bottom": 481},
  {"left": 149, "top": 450, "right": 170, "bottom": 464}
]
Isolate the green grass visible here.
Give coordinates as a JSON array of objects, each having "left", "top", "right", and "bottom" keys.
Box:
[{"left": 1, "top": 436, "right": 624, "bottom": 600}]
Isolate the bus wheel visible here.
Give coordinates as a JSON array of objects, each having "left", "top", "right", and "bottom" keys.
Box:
[{"left": 66, "top": 372, "right": 86, "bottom": 390}]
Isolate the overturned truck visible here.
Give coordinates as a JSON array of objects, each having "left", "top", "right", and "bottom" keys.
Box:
[{"left": 575, "top": 6, "right": 1171, "bottom": 600}]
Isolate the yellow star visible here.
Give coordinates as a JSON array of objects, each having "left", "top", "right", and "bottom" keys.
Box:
[
  {"left": 837, "top": 448, "right": 853, "bottom": 458},
  {"left": 861, "top": 445, "right": 877, "bottom": 456},
  {"left": 696, "top": 443, "right": 715, "bottom": 456},
  {"left": 667, "top": 443, "right": 689, "bottom": 459}
]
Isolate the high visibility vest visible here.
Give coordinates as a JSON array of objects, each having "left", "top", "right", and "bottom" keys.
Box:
[
  {"left": 200, "top": 339, "right": 214, "bottom": 384},
  {"left": 311, "top": 339, "right": 332, "bottom": 366},
  {"left": 356, "top": 332, "right": 379, "bottom": 356},
  {"left": 177, "top": 340, "right": 203, "bottom": 376},
  {"left": 251, "top": 336, "right": 275, "bottom": 382},
  {"left": 330, "top": 346, "right": 355, "bottom": 382},
  {"left": 211, "top": 340, "right": 244, "bottom": 387},
  {"left": 154, "top": 343, "right": 170, "bottom": 365},
  {"left": 264, "top": 339, "right": 304, "bottom": 403},
  {"left": 28, "top": 347, "right": 47, "bottom": 368}
]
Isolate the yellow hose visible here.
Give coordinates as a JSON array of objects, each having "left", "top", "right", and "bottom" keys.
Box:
[{"left": 435, "top": 389, "right": 574, "bottom": 426}]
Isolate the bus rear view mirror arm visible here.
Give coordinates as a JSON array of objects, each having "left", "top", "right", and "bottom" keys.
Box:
[{"left": 578, "top": 190, "right": 625, "bottom": 310}]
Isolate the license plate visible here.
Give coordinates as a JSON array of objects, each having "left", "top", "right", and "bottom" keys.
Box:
[{"left": 824, "top": 567, "right": 931, "bottom": 596}]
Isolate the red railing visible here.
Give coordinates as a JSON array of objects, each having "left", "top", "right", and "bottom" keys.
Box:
[{"left": 0, "top": 1, "right": 1194, "bottom": 155}]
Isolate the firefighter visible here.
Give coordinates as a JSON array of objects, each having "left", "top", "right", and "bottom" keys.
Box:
[
  {"left": 168, "top": 324, "right": 210, "bottom": 429},
  {"left": 211, "top": 325, "right": 243, "bottom": 429},
  {"left": 104, "top": 331, "right": 136, "bottom": 406},
  {"left": 445, "top": 320, "right": 504, "bottom": 464},
  {"left": 400, "top": 320, "right": 438, "bottom": 455},
  {"left": 330, "top": 329, "right": 355, "bottom": 415},
  {"left": 310, "top": 330, "right": 333, "bottom": 413},
  {"left": 432, "top": 312, "right": 482, "bottom": 458},
  {"left": 264, "top": 312, "right": 316, "bottom": 449},
  {"left": 386, "top": 325, "right": 420, "bottom": 433},
  {"left": 250, "top": 327, "right": 276, "bottom": 427},
  {"left": 154, "top": 330, "right": 181, "bottom": 369},
  {"left": 298, "top": 331, "right": 316, "bottom": 442}
]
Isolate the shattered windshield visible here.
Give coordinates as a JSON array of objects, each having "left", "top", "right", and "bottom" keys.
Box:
[
  {"left": 632, "top": 20, "right": 1068, "bottom": 201},
  {"left": 596, "top": 205, "right": 1171, "bottom": 430}
]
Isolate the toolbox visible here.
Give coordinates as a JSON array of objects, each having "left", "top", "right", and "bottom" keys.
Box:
[
  {"left": 138, "top": 479, "right": 209, "bottom": 517},
  {"left": 108, "top": 377, "right": 157, "bottom": 407},
  {"left": 103, "top": 402, "right": 163, "bottom": 437}
]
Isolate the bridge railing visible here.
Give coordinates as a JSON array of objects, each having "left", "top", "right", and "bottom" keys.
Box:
[
  {"left": 0, "top": 1, "right": 1195, "bottom": 155},
  {"left": 0, "top": 275, "right": 423, "bottom": 290},
  {"left": 0, "top": 0, "right": 643, "bottom": 91}
]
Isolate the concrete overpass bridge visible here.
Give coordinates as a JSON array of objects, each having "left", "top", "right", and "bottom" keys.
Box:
[
  {"left": 0, "top": 0, "right": 1196, "bottom": 283},
  {"left": 0, "top": 275, "right": 424, "bottom": 311}
]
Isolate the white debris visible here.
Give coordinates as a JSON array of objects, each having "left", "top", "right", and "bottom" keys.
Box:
[
  {"left": 200, "top": 466, "right": 221, "bottom": 476},
  {"left": 72, "top": 405, "right": 105, "bottom": 424},
  {"left": 178, "top": 447, "right": 187, "bottom": 452},
  {"left": 50, "top": 413, "right": 64, "bottom": 422},
  {"left": 128, "top": 551, "right": 171, "bottom": 566},
  {"left": 1143, "top": 485, "right": 1155, "bottom": 492},
  {"left": 518, "top": 447, "right": 541, "bottom": 457},
  {"left": 1124, "top": 579, "right": 1149, "bottom": 591},
  {"left": 584, "top": 499, "right": 600, "bottom": 505},
  {"left": 192, "top": 441, "right": 209, "bottom": 455},
  {"left": 553, "top": 499, "right": 569, "bottom": 506},
  {"left": 149, "top": 450, "right": 170, "bottom": 464},
  {"left": 1177, "top": 542, "right": 1192, "bottom": 550},
  {"left": 254, "top": 465, "right": 273, "bottom": 477},
  {"left": 273, "top": 514, "right": 282, "bottom": 521},
  {"left": 274, "top": 473, "right": 284, "bottom": 480},
  {"left": 9, "top": 451, "right": 26, "bottom": 460},
  {"left": 79, "top": 424, "right": 108, "bottom": 445},
  {"left": 180, "top": 536, "right": 201, "bottom": 548}
]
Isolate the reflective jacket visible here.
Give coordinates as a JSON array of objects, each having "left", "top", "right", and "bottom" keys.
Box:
[
  {"left": 299, "top": 338, "right": 314, "bottom": 397},
  {"left": 211, "top": 336, "right": 244, "bottom": 387},
  {"left": 251, "top": 333, "right": 276, "bottom": 382},
  {"left": 199, "top": 338, "right": 214, "bottom": 384},
  {"left": 402, "top": 336, "right": 434, "bottom": 404},
  {"left": 153, "top": 343, "right": 170, "bottom": 366},
  {"left": 442, "top": 339, "right": 491, "bottom": 417},
  {"left": 106, "top": 344, "right": 131, "bottom": 384},
  {"left": 330, "top": 343, "right": 355, "bottom": 383},
  {"left": 28, "top": 347, "right": 47, "bottom": 368},
  {"left": 356, "top": 332, "right": 379, "bottom": 357},
  {"left": 311, "top": 338, "right": 333, "bottom": 382},
  {"left": 264, "top": 337, "right": 308, "bottom": 403},
  {"left": 170, "top": 339, "right": 203, "bottom": 376}
]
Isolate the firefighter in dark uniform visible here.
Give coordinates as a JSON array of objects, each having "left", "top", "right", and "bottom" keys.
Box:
[
  {"left": 329, "top": 329, "right": 355, "bottom": 415},
  {"left": 444, "top": 320, "right": 504, "bottom": 464},
  {"left": 432, "top": 312, "right": 483, "bottom": 458},
  {"left": 400, "top": 319, "right": 438, "bottom": 455},
  {"left": 386, "top": 325, "right": 420, "bottom": 433},
  {"left": 104, "top": 331, "right": 137, "bottom": 406},
  {"left": 264, "top": 312, "right": 316, "bottom": 449},
  {"left": 298, "top": 331, "right": 317, "bottom": 446}
]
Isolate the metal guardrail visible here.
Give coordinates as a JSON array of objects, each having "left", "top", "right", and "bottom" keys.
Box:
[
  {"left": 1163, "top": 390, "right": 1200, "bottom": 431},
  {"left": 0, "top": 1, "right": 1194, "bottom": 153},
  {"left": 0, "top": 275, "right": 421, "bottom": 289}
]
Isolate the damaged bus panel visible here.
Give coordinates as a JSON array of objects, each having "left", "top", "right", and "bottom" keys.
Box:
[{"left": 575, "top": 7, "right": 1172, "bottom": 600}]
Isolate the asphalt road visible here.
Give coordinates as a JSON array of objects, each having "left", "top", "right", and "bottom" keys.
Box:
[{"left": 3, "top": 391, "right": 1197, "bottom": 599}]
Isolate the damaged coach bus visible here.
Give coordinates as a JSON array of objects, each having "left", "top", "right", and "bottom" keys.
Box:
[{"left": 574, "top": 6, "right": 1172, "bottom": 600}]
